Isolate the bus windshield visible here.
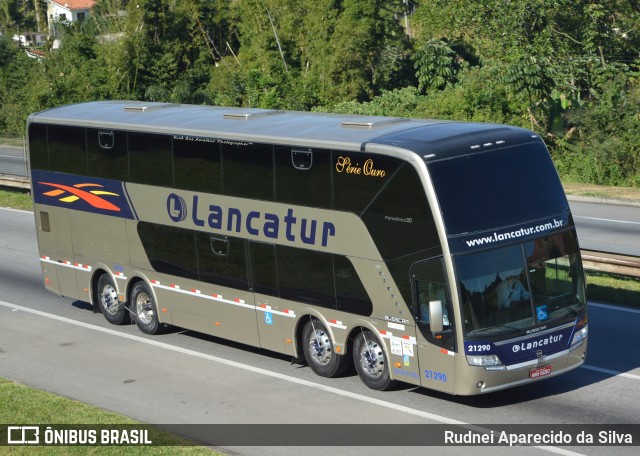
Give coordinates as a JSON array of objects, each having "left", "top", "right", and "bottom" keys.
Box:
[
  {"left": 427, "top": 142, "right": 569, "bottom": 235},
  {"left": 456, "top": 230, "right": 586, "bottom": 336}
]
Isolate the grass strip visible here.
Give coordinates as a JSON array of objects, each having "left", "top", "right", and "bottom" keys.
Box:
[
  {"left": 585, "top": 270, "right": 640, "bottom": 309},
  {"left": 0, "top": 378, "right": 217, "bottom": 455},
  {"left": 0, "top": 188, "right": 32, "bottom": 211}
]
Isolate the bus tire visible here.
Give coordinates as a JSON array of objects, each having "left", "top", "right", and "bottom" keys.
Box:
[
  {"left": 302, "top": 318, "right": 348, "bottom": 378},
  {"left": 96, "top": 273, "right": 129, "bottom": 325},
  {"left": 131, "top": 282, "right": 163, "bottom": 335},
  {"left": 353, "top": 329, "right": 396, "bottom": 391}
]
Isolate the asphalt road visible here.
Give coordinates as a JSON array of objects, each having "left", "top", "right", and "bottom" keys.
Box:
[
  {"left": 569, "top": 199, "right": 640, "bottom": 257},
  {"left": 0, "top": 207, "right": 638, "bottom": 456}
]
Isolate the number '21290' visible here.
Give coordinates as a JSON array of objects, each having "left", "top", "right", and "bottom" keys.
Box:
[{"left": 424, "top": 370, "right": 447, "bottom": 382}]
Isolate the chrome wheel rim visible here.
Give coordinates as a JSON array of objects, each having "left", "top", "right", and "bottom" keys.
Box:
[
  {"left": 136, "top": 292, "right": 154, "bottom": 325},
  {"left": 309, "top": 328, "right": 333, "bottom": 366},
  {"left": 358, "top": 339, "right": 385, "bottom": 379},
  {"left": 100, "top": 283, "right": 119, "bottom": 316}
]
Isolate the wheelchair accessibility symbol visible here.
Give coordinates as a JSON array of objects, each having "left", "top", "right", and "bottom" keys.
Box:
[
  {"left": 536, "top": 305, "right": 548, "bottom": 321},
  {"left": 264, "top": 312, "right": 273, "bottom": 325}
]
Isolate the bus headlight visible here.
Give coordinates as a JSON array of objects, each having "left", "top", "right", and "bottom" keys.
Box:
[
  {"left": 466, "top": 354, "right": 505, "bottom": 370},
  {"left": 570, "top": 325, "right": 588, "bottom": 349}
]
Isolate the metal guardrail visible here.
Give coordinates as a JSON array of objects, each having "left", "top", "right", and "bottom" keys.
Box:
[
  {"left": 1, "top": 144, "right": 638, "bottom": 277},
  {"left": 0, "top": 144, "right": 30, "bottom": 189},
  {"left": 581, "top": 250, "right": 640, "bottom": 278}
]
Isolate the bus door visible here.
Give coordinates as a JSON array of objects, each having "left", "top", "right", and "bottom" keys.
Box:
[
  {"left": 411, "top": 257, "right": 456, "bottom": 394},
  {"left": 248, "top": 242, "right": 289, "bottom": 354}
]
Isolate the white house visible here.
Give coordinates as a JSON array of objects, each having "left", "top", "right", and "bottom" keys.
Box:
[
  {"left": 47, "top": 0, "right": 96, "bottom": 37},
  {"left": 12, "top": 32, "right": 46, "bottom": 47}
]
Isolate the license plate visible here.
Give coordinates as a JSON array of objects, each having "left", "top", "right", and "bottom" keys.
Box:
[{"left": 530, "top": 365, "right": 552, "bottom": 379}]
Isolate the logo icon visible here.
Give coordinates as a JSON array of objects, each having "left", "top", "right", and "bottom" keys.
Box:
[
  {"left": 39, "top": 182, "right": 121, "bottom": 212},
  {"left": 167, "top": 193, "right": 187, "bottom": 222},
  {"left": 7, "top": 426, "right": 40, "bottom": 444}
]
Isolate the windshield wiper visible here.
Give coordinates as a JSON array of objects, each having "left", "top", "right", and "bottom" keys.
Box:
[
  {"left": 468, "top": 324, "right": 526, "bottom": 336},
  {"left": 497, "top": 323, "right": 527, "bottom": 335}
]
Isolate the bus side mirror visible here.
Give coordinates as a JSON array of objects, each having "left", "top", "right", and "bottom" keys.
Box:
[{"left": 429, "top": 300, "right": 444, "bottom": 333}]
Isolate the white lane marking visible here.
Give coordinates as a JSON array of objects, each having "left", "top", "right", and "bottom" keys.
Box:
[
  {"left": 581, "top": 365, "right": 640, "bottom": 381},
  {"left": 0, "top": 299, "right": 587, "bottom": 455},
  {"left": 589, "top": 302, "right": 640, "bottom": 315},
  {"left": 0, "top": 206, "right": 32, "bottom": 214},
  {"left": 574, "top": 215, "right": 640, "bottom": 226}
]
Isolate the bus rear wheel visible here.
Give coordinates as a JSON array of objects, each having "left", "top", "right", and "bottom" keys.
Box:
[
  {"left": 353, "top": 329, "right": 396, "bottom": 391},
  {"left": 131, "top": 282, "right": 164, "bottom": 335},
  {"left": 302, "top": 318, "right": 348, "bottom": 378},
  {"left": 96, "top": 274, "right": 129, "bottom": 325}
]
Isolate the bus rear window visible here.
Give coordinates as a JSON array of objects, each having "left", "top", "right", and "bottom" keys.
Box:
[{"left": 427, "top": 143, "right": 568, "bottom": 235}]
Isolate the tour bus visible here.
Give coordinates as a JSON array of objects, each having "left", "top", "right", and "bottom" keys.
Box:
[{"left": 27, "top": 101, "right": 588, "bottom": 395}]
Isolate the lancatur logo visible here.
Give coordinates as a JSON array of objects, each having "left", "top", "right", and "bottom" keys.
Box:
[{"left": 167, "top": 193, "right": 188, "bottom": 222}]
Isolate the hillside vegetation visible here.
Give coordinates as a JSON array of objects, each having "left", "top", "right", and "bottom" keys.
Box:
[{"left": 1, "top": 0, "right": 639, "bottom": 186}]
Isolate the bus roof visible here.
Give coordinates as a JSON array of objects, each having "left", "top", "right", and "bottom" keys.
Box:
[{"left": 28, "top": 100, "right": 540, "bottom": 159}]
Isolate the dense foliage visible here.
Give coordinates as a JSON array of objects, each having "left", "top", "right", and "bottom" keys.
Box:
[{"left": 1, "top": 0, "right": 639, "bottom": 185}]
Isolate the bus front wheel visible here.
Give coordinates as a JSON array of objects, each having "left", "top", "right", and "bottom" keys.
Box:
[
  {"left": 353, "top": 329, "right": 396, "bottom": 391},
  {"left": 96, "top": 274, "right": 129, "bottom": 325},
  {"left": 131, "top": 282, "right": 164, "bottom": 335},
  {"left": 302, "top": 318, "right": 348, "bottom": 378}
]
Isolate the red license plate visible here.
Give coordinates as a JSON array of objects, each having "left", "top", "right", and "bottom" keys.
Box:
[{"left": 530, "top": 365, "right": 552, "bottom": 379}]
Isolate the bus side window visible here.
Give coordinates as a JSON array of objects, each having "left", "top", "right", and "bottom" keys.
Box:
[
  {"left": 411, "top": 258, "right": 454, "bottom": 350},
  {"left": 88, "top": 129, "right": 128, "bottom": 181},
  {"left": 275, "top": 146, "right": 331, "bottom": 209},
  {"left": 197, "top": 233, "right": 248, "bottom": 290},
  {"left": 28, "top": 123, "right": 49, "bottom": 171},
  {"left": 48, "top": 125, "right": 87, "bottom": 175},
  {"left": 129, "top": 132, "right": 172, "bottom": 187}
]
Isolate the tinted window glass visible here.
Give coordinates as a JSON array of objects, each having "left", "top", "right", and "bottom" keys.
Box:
[
  {"left": 48, "top": 125, "right": 86, "bottom": 175},
  {"left": 411, "top": 257, "right": 455, "bottom": 350},
  {"left": 362, "top": 163, "right": 438, "bottom": 260},
  {"left": 276, "top": 246, "right": 335, "bottom": 308},
  {"left": 222, "top": 142, "right": 273, "bottom": 200},
  {"left": 174, "top": 137, "right": 222, "bottom": 193},
  {"left": 333, "top": 151, "right": 401, "bottom": 214},
  {"left": 275, "top": 146, "right": 331, "bottom": 208},
  {"left": 197, "top": 233, "right": 248, "bottom": 290},
  {"left": 137, "top": 222, "right": 198, "bottom": 280},
  {"left": 334, "top": 255, "right": 372, "bottom": 316},
  {"left": 87, "top": 129, "right": 128, "bottom": 181},
  {"left": 129, "top": 133, "right": 173, "bottom": 186},
  {"left": 428, "top": 143, "right": 569, "bottom": 235},
  {"left": 456, "top": 243, "right": 532, "bottom": 335},
  {"left": 250, "top": 242, "right": 278, "bottom": 296},
  {"left": 28, "top": 123, "right": 49, "bottom": 170},
  {"left": 386, "top": 248, "right": 443, "bottom": 307}
]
